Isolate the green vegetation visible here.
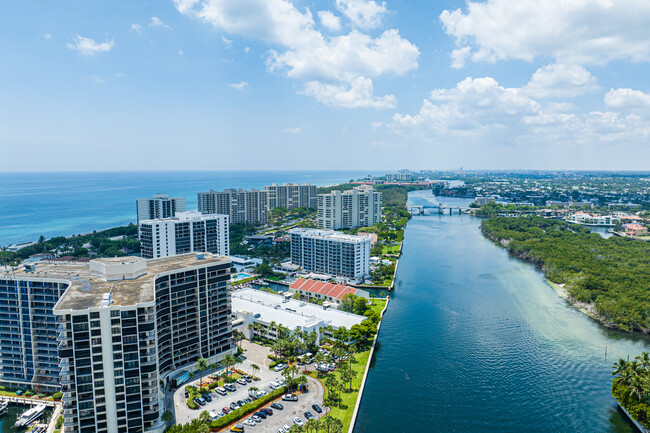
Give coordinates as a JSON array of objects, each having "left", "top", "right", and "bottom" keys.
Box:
[
  {"left": 208, "top": 386, "right": 288, "bottom": 430},
  {"left": 0, "top": 225, "right": 139, "bottom": 265},
  {"left": 611, "top": 353, "right": 650, "bottom": 427},
  {"left": 481, "top": 216, "right": 650, "bottom": 332}
]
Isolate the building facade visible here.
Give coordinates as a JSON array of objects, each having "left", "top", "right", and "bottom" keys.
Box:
[
  {"left": 289, "top": 228, "right": 371, "bottom": 279},
  {"left": 265, "top": 183, "right": 317, "bottom": 209},
  {"left": 136, "top": 194, "right": 185, "bottom": 223},
  {"left": 0, "top": 274, "right": 68, "bottom": 392},
  {"left": 317, "top": 185, "right": 382, "bottom": 230},
  {"left": 474, "top": 196, "right": 496, "bottom": 206},
  {"left": 51, "top": 255, "right": 233, "bottom": 433},
  {"left": 139, "top": 211, "right": 229, "bottom": 259},
  {"left": 197, "top": 189, "right": 268, "bottom": 224}
]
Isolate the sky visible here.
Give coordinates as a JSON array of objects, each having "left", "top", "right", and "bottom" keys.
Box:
[{"left": 1, "top": 0, "right": 649, "bottom": 171}]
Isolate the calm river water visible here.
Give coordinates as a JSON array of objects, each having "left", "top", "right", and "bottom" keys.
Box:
[{"left": 354, "top": 190, "right": 649, "bottom": 433}]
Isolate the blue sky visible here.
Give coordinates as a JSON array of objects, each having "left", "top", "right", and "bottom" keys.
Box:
[{"left": 1, "top": 0, "right": 649, "bottom": 171}]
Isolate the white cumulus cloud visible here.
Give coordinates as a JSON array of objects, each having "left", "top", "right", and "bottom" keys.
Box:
[
  {"left": 173, "top": 0, "right": 418, "bottom": 108},
  {"left": 301, "top": 76, "right": 396, "bottom": 109},
  {"left": 282, "top": 127, "right": 302, "bottom": 133},
  {"left": 66, "top": 35, "right": 113, "bottom": 56},
  {"left": 523, "top": 64, "right": 598, "bottom": 98},
  {"left": 228, "top": 81, "right": 248, "bottom": 90},
  {"left": 150, "top": 17, "right": 170, "bottom": 28},
  {"left": 440, "top": 0, "right": 650, "bottom": 66},
  {"left": 605, "top": 88, "right": 650, "bottom": 110},
  {"left": 318, "top": 11, "right": 341, "bottom": 31},
  {"left": 336, "top": 0, "right": 387, "bottom": 29}
]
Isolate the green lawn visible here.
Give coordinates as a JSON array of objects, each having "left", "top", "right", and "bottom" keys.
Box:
[
  {"left": 309, "top": 349, "right": 371, "bottom": 431},
  {"left": 381, "top": 244, "right": 401, "bottom": 254},
  {"left": 367, "top": 298, "right": 387, "bottom": 317}
]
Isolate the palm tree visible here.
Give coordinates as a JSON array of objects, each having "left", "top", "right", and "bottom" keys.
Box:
[
  {"left": 305, "top": 418, "right": 320, "bottom": 433},
  {"left": 324, "top": 374, "right": 338, "bottom": 401},
  {"left": 636, "top": 352, "right": 650, "bottom": 369},
  {"left": 295, "top": 374, "right": 308, "bottom": 392},
  {"left": 196, "top": 358, "right": 208, "bottom": 387},
  {"left": 248, "top": 386, "right": 259, "bottom": 398},
  {"left": 198, "top": 410, "right": 211, "bottom": 423},
  {"left": 222, "top": 354, "right": 236, "bottom": 375},
  {"left": 209, "top": 363, "right": 217, "bottom": 375},
  {"left": 612, "top": 358, "right": 628, "bottom": 378},
  {"left": 250, "top": 363, "right": 260, "bottom": 379}
]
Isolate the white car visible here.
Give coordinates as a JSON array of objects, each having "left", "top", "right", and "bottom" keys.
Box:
[
  {"left": 273, "top": 363, "right": 287, "bottom": 372},
  {"left": 237, "top": 378, "right": 248, "bottom": 386},
  {"left": 244, "top": 419, "right": 256, "bottom": 426},
  {"left": 282, "top": 394, "right": 298, "bottom": 402},
  {"left": 293, "top": 417, "right": 304, "bottom": 426},
  {"left": 282, "top": 425, "right": 291, "bottom": 433},
  {"left": 251, "top": 415, "right": 262, "bottom": 423}
]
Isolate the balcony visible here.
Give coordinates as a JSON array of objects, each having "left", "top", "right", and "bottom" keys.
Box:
[{"left": 62, "top": 392, "right": 77, "bottom": 403}]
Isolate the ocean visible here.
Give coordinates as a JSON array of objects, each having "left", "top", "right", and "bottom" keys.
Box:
[{"left": 0, "top": 170, "right": 382, "bottom": 246}]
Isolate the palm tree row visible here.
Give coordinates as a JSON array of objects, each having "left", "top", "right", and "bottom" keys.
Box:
[{"left": 611, "top": 352, "right": 650, "bottom": 427}]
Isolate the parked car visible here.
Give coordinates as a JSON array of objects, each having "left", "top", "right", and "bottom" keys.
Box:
[
  {"left": 282, "top": 394, "right": 298, "bottom": 402},
  {"left": 293, "top": 417, "right": 304, "bottom": 426},
  {"left": 194, "top": 397, "right": 206, "bottom": 406},
  {"left": 224, "top": 384, "right": 237, "bottom": 392},
  {"left": 251, "top": 415, "right": 262, "bottom": 422},
  {"left": 271, "top": 402, "right": 284, "bottom": 410},
  {"left": 230, "top": 424, "right": 244, "bottom": 432},
  {"left": 217, "top": 411, "right": 225, "bottom": 418},
  {"left": 242, "top": 375, "right": 252, "bottom": 382},
  {"left": 209, "top": 411, "right": 219, "bottom": 421},
  {"left": 281, "top": 425, "right": 291, "bottom": 432},
  {"left": 216, "top": 387, "right": 227, "bottom": 396},
  {"left": 202, "top": 394, "right": 212, "bottom": 402},
  {"left": 261, "top": 408, "right": 273, "bottom": 416},
  {"left": 184, "top": 390, "right": 190, "bottom": 398},
  {"left": 244, "top": 397, "right": 253, "bottom": 403},
  {"left": 312, "top": 404, "right": 322, "bottom": 414},
  {"left": 269, "top": 381, "right": 282, "bottom": 390},
  {"left": 244, "top": 419, "right": 256, "bottom": 427},
  {"left": 230, "top": 402, "right": 239, "bottom": 410},
  {"left": 274, "top": 363, "right": 287, "bottom": 372},
  {"left": 237, "top": 400, "right": 246, "bottom": 407},
  {"left": 222, "top": 407, "right": 231, "bottom": 414},
  {"left": 254, "top": 411, "right": 267, "bottom": 419},
  {"left": 304, "top": 411, "right": 314, "bottom": 419},
  {"left": 237, "top": 378, "right": 248, "bottom": 386}
]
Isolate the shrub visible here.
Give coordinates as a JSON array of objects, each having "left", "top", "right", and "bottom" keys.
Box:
[
  {"left": 269, "top": 361, "right": 280, "bottom": 368},
  {"left": 37, "top": 393, "right": 46, "bottom": 398},
  {"left": 24, "top": 390, "right": 34, "bottom": 396},
  {"left": 209, "top": 386, "right": 287, "bottom": 430},
  {"left": 208, "top": 381, "right": 219, "bottom": 390},
  {"left": 186, "top": 398, "right": 198, "bottom": 410},
  {"left": 55, "top": 416, "right": 64, "bottom": 429},
  {"left": 52, "top": 392, "right": 63, "bottom": 400}
]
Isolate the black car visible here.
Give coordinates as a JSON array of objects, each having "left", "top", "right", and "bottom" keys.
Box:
[
  {"left": 253, "top": 411, "right": 267, "bottom": 419},
  {"left": 304, "top": 411, "right": 314, "bottom": 420},
  {"left": 184, "top": 390, "right": 190, "bottom": 398},
  {"left": 271, "top": 402, "right": 284, "bottom": 410},
  {"left": 203, "top": 394, "right": 212, "bottom": 402},
  {"left": 237, "top": 400, "right": 246, "bottom": 407},
  {"left": 312, "top": 404, "right": 322, "bottom": 414},
  {"left": 261, "top": 408, "right": 273, "bottom": 416}
]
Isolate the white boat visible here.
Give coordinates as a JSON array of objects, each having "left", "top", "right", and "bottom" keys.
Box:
[
  {"left": 0, "top": 400, "right": 8, "bottom": 416},
  {"left": 14, "top": 404, "right": 46, "bottom": 428}
]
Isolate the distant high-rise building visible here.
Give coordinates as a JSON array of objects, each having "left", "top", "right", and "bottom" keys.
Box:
[
  {"left": 318, "top": 185, "right": 382, "bottom": 230},
  {"left": 139, "top": 211, "right": 229, "bottom": 259},
  {"left": 197, "top": 189, "right": 268, "bottom": 224},
  {"left": 385, "top": 173, "right": 412, "bottom": 181},
  {"left": 136, "top": 194, "right": 185, "bottom": 223},
  {"left": 265, "top": 183, "right": 317, "bottom": 209},
  {"left": 52, "top": 254, "right": 233, "bottom": 433},
  {"left": 289, "top": 228, "right": 371, "bottom": 279}
]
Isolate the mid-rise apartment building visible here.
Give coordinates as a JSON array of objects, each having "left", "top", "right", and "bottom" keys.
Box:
[
  {"left": 136, "top": 194, "right": 185, "bottom": 223},
  {"left": 197, "top": 189, "right": 268, "bottom": 224},
  {"left": 139, "top": 211, "right": 229, "bottom": 259},
  {"left": 289, "top": 228, "right": 371, "bottom": 279},
  {"left": 318, "top": 185, "right": 382, "bottom": 230},
  {"left": 265, "top": 183, "right": 317, "bottom": 209}
]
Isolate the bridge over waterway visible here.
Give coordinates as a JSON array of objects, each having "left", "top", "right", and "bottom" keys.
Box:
[{"left": 408, "top": 204, "right": 472, "bottom": 215}]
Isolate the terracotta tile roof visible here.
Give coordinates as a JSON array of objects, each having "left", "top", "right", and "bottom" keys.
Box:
[{"left": 291, "top": 278, "right": 358, "bottom": 301}]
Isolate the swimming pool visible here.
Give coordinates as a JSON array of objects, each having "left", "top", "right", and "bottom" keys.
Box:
[{"left": 232, "top": 273, "right": 252, "bottom": 280}]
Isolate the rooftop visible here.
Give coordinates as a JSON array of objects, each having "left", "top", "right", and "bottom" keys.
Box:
[
  {"left": 290, "top": 278, "right": 360, "bottom": 300},
  {"left": 232, "top": 288, "right": 365, "bottom": 331},
  {"left": 0, "top": 253, "right": 230, "bottom": 311}
]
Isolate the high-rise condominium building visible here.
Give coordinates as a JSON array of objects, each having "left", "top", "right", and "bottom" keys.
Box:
[
  {"left": 197, "top": 189, "right": 268, "bottom": 224},
  {"left": 289, "top": 228, "right": 371, "bottom": 279},
  {"left": 317, "top": 185, "right": 382, "bottom": 230},
  {"left": 0, "top": 270, "right": 68, "bottom": 392},
  {"left": 139, "top": 211, "right": 229, "bottom": 259},
  {"left": 54, "top": 254, "right": 232, "bottom": 433},
  {"left": 265, "top": 183, "right": 317, "bottom": 210},
  {"left": 136, "top": 194, "right": 185, "bottom": 223}
]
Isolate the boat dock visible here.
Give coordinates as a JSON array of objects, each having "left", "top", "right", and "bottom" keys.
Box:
[{"left": 0, "top": 396, "right": 57, "bottom": 407}]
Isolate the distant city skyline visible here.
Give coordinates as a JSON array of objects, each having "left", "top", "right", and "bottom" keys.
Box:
[{"left": 1, "top": 0, "right": 649, "bottom": 171}]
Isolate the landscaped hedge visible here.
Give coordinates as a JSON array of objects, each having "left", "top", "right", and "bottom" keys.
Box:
[
  {"left": 269, "top": 361, "right": 281, "bottom": 368},
  {"left": 186, "top": 398, "right": 198, "bottom": 410},
  {"left": 209, "top": 386, "right": 288, "bottom": 429},
  {"left": 52, "top": 392, "right": 63, "bottom": 400}
]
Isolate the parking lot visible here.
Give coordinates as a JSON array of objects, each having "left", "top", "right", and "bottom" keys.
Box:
[{"left": 173, "top": 341, "right": 325, "bottom": 430}]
